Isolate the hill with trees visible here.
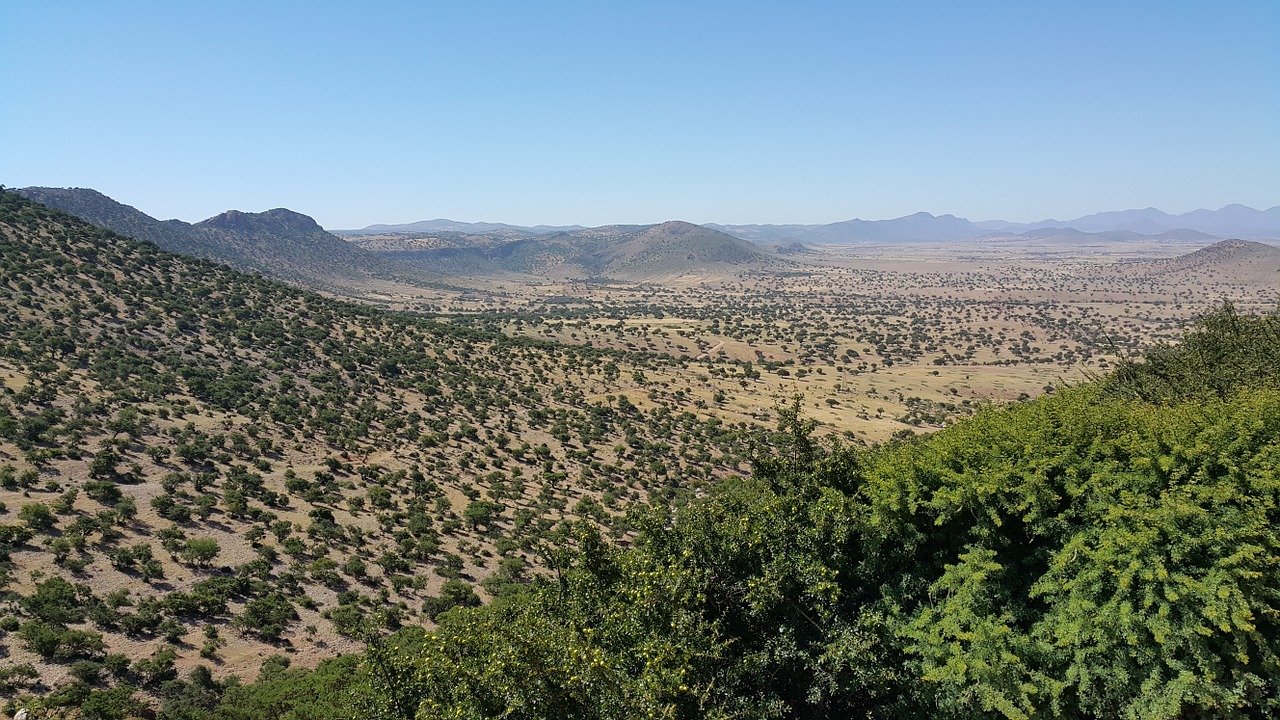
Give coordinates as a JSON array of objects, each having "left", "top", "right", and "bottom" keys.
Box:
[
  {"left": 348, "top": 221, "right": 774, "bottom": 280},
  {"left": 116, "top": 305, "right": 1280, "bottom": 720},
  {"left": 0, "top": 190, "right": 769, "bottom": 714},
  {"left": 13, "top": 187, "right": 444, "bottom": 292},
  {"left": 1139, "top": 239, "right": 1280, "bottom": 281},
  {"left": 3, "top": 186, "right": 1279, "bottom": 718}
]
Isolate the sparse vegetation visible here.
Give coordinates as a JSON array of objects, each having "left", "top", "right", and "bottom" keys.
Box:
[
  {"left": 2, "top": 186, "right": 1278, "bottom": 717},
  {"left": 95, "top": 304, "right": 1280, "bottom": 719}
]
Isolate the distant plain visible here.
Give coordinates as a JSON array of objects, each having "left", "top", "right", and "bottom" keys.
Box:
[{"left": 344, "top": 229, "right": 1280, "bottom": 443}]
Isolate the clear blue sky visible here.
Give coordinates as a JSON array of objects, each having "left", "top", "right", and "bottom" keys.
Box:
[{"left": 3, "top": 1, "right": 1278, "bottom": 228}]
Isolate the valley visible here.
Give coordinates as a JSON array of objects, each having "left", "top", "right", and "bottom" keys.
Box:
[
  {"left": 6, "top": 1, "right": 1276, "bottom": 714},
  {"left": 346, "top": 231, "right": 1280, "bottom": 443},
  {"left": 1, "top": 188, "right": 1278, "bottom": 717}
]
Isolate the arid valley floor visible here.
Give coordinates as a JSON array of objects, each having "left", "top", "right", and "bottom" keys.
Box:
[{"left": 2, "top": 191, "right": 1278, "bottom": 705}]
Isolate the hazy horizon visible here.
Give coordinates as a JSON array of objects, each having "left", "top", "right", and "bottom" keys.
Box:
[
  {"left": 12, "top": 184, "right": 1280, "bottom": 233},
  {"left": 329, "top": 202, "right": 1280, "bottom": 233}
]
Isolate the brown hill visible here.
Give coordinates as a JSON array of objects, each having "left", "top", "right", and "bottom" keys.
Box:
[
  {"left": 595, "top": 221, "right": 766, "bottom": 278},
  {"left": 1135, "top": 239, "right": 1280, "bottom": 283},
  {"left": 352, "top": 220, "right": 771, "bottom": 280}
]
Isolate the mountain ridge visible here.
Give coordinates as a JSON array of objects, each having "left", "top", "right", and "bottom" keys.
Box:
[
  {"left": 338, "top": 218, "right": 584, "bottom": 236},
  {"left": 981, "top": 203, "right": 1280, "bottom": 236},
  {"left": 710, "top": 204, "right": 1280, "bottom": 245},
  {"left": 345, "top": 203, "right": 1280, "bottom": 247},
  {"left": 18, "top": 187, "right": 1280, "bottom": 273},
  {"left": 15, "top": 187, "right": 444, "bottom": 291}
]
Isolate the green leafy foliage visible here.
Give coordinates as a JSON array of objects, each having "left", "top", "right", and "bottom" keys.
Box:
[
  {"left": 191, "top": 654, "right": 363, "bottom": 720},
  {"left": 22, "top": 576, "right": 89, "bottom": 624},
  {"left": 1103, "top": 301, "right": 1280, "bottom": 402},
  {"left": 235, "top": 592, "right": 298, "bottom": 642},
  {"left": 180, "top": 537, "right": 221, "bottom": 567},
  {"left": 882, "top": 385, "right": 1280, "bottom": 718}
]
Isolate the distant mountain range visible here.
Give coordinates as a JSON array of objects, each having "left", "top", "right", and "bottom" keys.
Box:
[
  {"left": 708, "top": 204, "right": 1280, "bottom": 245},
  {"left": 15, "top": 188, "right": 774, "bottom": 283},
  {"left": 977, "top": 204, "right": 1280, "bottom": 237},
  {"left": 340, "top": 219, "right": 584, "bottom": 236},
  {"left": 343, "top": 204, "right": 1280, "bottom": 248},
  {"left": 14, "top": 187, "right": 444, "bottom": 290},
  {"left": 16, "top": 187, "right": 1278, "bottom": 286}
]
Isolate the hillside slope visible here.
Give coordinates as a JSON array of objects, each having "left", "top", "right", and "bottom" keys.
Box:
[
  {"left": 152, "top": 305, "right": 1280, "bottom": 720},
  {"left": 0, "top": 190, "right": 762, "bottom": 704},
  {"left": 596, "top": 221, "right": 765, "bottom": 278},
  {"left": 1122, "top": 238, "right": 1280, "bottom": 284}
]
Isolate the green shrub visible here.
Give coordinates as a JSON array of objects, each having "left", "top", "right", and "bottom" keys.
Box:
[
  {"left": 17, "top": 502, "right": 56, "bottom": 532},
  {"left": 422, "top": 579, "right": 481, "bottom": 621},
  {"left": 22, "top": 576, "right": 86, "bottom": 624}
]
